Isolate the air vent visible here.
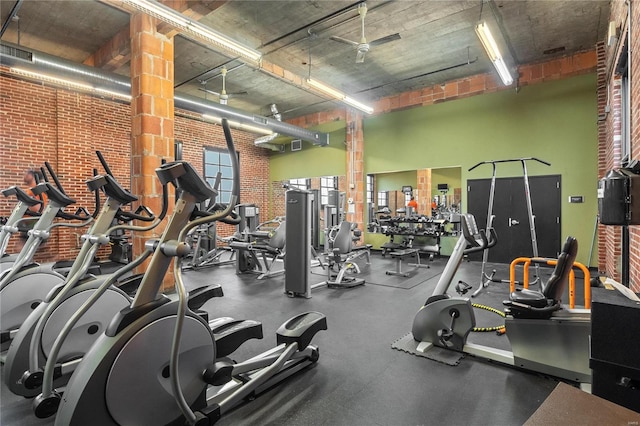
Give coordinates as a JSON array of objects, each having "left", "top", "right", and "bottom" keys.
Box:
[
  {"left": 0, "top": 44, "right": 33, "bottom": 62},
  {"left": 543, "top": 46, "right": 565, "bottom": 55},
  {"left": 291, "top": 139, "right": 302, "bottom": 151}
]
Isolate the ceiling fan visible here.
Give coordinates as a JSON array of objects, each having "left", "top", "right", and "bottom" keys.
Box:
[
  {"left": 199, "top": 67, "right": 247, "bottom": 105},
  {"left": 330, "top": 2, "right": 401, "bottom": 64}
]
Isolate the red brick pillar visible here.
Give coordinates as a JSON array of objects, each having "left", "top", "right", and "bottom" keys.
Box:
[
  {"left": 130, "top": 13, "right": 174, "bottom": 285},
  {"left": 415, "top": 169, "right": 432, "bottom": 216},
  {"left": 346, "top": 111, "right": 365, "bottom": 234}
]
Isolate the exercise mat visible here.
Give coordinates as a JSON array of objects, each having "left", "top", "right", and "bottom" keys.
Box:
[
  {"left": 363, "top": 264, "right": 443, "bottom": 290},
  {"left": 391, "top": 333, "right": 464, "bottom": 366}
]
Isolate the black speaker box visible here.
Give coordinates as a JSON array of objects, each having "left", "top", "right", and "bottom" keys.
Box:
[{"left": 591, "top": 287, "right": 640, "bottom": 369}]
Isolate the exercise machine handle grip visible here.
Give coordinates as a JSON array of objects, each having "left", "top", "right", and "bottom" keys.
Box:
[
  {"left": 117, "top": 205, "right": 156, "bottom": 222},
  {"left": 96, "top": 150, "right": 114, "bottom": 177},
  {"left": 44, "top": 162, "right": 66, "bottom": 195}
]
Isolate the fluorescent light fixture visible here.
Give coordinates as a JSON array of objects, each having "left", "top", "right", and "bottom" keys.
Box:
[
  {"left": 343, "top": 96, "right": 374, "bottom": 115},
  {"left": 10, "top": 67, "right": 93, "bottom": 91},
  {"left": 475, "top": 21, "right": 513, "bottom": 86},
  {"left": 202, "top": 114, "right": 273, "bottom": 135},
  {"left": 306, "top": 78, "right": 347, "bottom": 100},
  {"left": 306, "top": 78, "right": 374, "bottom": 114},
  {"left": 10, "top": 67, "right": 132, "bottom": 100},
  {"left": 122, "top": 0, "right": 262, "bottom": 63}
]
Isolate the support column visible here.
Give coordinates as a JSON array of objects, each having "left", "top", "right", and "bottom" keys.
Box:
[
  {"left": 415, "top": 169, "right": 432, "bottom": 216},
  {"left": 130, "top": 12, "right": 174, "bottom": 284},
  {"left": 346, "top": 111, "right": 365, "bottom": 234}
]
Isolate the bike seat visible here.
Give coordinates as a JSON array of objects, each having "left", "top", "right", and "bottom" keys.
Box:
[{"left": 508, "top": 288, "right": 548, "bottom": 308}]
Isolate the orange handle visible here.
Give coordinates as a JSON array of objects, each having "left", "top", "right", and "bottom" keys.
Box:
[{"left": 509, "top": 257, "right": 532, "bottom": 293}]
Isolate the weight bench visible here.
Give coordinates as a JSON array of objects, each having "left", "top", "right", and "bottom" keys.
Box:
[{"left": 386, "top": 248, "right": 429, "bottom": 277}]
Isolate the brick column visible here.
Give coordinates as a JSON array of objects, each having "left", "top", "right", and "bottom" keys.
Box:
[
  {"left": 130, "top": 13, "right": 174, "bottom": 283},
  {"left": 346, "top": 111, "right": 365, "bottom": 234},
  {"left": 415, "top": 169, "right": 432, "bottom": 216}
]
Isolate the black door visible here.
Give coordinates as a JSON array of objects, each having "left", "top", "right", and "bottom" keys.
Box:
[{"left": 467, "top": 175, "right": 561, "bottom": 263}]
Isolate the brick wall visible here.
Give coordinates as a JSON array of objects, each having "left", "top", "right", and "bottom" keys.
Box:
[
  {"left": 598, "top": 1, "right": 640, "bottom": 291},
  {"left": 0, "top": 69, "right": 270, "bottom": 263},
  {"left": 0, "top": 73, "right": 132, "bottom": 261}
]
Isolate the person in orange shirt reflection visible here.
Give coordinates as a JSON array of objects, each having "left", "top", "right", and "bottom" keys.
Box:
[{"left": 407, "top": 196, "right": 418, "bottom": 213}]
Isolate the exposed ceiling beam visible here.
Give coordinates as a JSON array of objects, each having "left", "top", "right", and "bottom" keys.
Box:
[
  {"left": 83, "top": 25, "right": 131, "bottom": 70},
  {"left": 86, "top": 0, "right": 228, "bottom": 69},
  {"left": 103, "top": 0, "right": 373, "bottom": 113}
]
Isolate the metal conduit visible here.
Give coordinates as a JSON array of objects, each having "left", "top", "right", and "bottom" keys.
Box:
[{"left": 0, "top": 42, "right": 328, "bottom": 146}]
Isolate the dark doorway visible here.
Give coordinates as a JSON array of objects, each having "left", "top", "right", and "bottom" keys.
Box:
[{"left": 467, "top": 175, "right": 561, "bottom": 263}]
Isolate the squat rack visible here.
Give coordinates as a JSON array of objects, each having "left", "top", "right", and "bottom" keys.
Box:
[{"left": 468, "top": 157, "right": 551, "bottom": 297}]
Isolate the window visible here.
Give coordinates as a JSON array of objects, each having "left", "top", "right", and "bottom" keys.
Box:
[
  {"left": 377, "top": 191, "right": 388, "bottom": 208},
  {"left": 366, "top": 175, "right": 374, "bottom": 205},
  {"left": 320, "top": 176, "right": 338, "bottom": 205},
  {"left": 204, "top": 147, "right": 236, "bottom": 204},
  {"left": 288, "top": 178, "right": 310, "bottom": 190},
  {"left": 617, "top": 37, "right": 630, "bottom": 166},
  {"left": 621, "top": 68, "right": 630, "bottom": 166}
]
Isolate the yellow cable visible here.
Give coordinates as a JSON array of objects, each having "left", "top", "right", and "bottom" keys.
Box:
[{"left": 471, "top": 303, "right": 506, "bottom": 333}]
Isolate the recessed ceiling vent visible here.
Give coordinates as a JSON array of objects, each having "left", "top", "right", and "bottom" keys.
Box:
[
  {"left": 0, "top": 44, "right": 33, "bottom": 62},
  {"left": 543, "top": 46, "right": 566, "bottom": 55}
]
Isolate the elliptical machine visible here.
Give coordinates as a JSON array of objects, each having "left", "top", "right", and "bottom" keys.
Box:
[
  {"left": 0, "top": 184, "right": 43, "bottom": 264},
  {"left": 44, "top": 120, "right": 327, "bottom": 426},
  {"left": 410, "top": 214, "right": 591, "bottom": 384},
  {"left": 0, "top": 163, "right": 96, "bottom": 350},
  {"left": 3, "top": 151, "right": 169, "bottom": 397}
]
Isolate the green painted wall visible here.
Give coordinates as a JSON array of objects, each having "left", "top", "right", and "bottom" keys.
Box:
[
  {"left": 269, "top": 121, "right": 347, "bottom": 181},
  {"left": 363, "top": 74, "right": 598, "bottom": 264},
  {"left": 431, "top": 167, "right": 462, "bottom": 197},
  {"left": 376, "top": 170, "right": 417, "bottom": 191}
]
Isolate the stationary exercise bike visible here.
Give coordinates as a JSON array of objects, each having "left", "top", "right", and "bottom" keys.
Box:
[
  {"left": 45, "top": 120, "right": 327, "bottom": 426},
  {"left": 411, "top": 214, "right": 591, "bottom": 384},
  {"left": 3, "top": 152, "right": 168, "bottom": 397}
]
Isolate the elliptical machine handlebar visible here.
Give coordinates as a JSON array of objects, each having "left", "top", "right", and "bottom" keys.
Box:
[
  {"left": 105, "top": 165, "right": 170, "bottom": 236},
  {"left": 95, "top": 150, "right": 115, "bottom": 177},
  {"left": 56, "top": 207, "right": 93, "bottom": 221},
  {"left": 170, "top": 118, "right": 240, "bottom": 425},
  {"left": 117, "top": 205, "right": 156, "bottom": 223},
  {"left": 96, "top": 155, "right": 169, "bottom": 234},
  {"left": 44, "top": 162, "right": 67, "bottom": 196}
]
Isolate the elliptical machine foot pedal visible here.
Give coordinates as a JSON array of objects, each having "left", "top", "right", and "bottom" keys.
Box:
[
  {"left": 276, "top": 312, "right": 327, "bottom": 351},
  {"left": 210, "top": 318, "right": 264, "bottom": 358},
  {"left": 194, "top": 404, "right": 221, "bottom": 426},
  {"left": 187, "top": 285, "right": 224, "bottom": 311},
  {"left": 33, "top": 391, "right": 62, "bottom": 419}
]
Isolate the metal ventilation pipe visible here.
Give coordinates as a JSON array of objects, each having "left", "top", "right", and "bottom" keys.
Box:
[
  {"left": 0, "top": 42, "right": 329, "bottom": 146},
  {"left": 254, "top": 104, "right": 284, "bottom": 152}
]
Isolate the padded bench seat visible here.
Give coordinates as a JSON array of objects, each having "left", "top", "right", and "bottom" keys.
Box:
[{"left": 386, "top": 248, "right": 429, "bottom": 277}]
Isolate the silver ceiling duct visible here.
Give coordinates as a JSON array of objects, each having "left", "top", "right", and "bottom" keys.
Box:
[
  {"left": 0, "top": 42, "right": 329, "bottom": 146},
  {"left": 254, "top": 104, "right": 284, "bottom": 152}
]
